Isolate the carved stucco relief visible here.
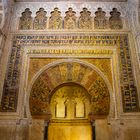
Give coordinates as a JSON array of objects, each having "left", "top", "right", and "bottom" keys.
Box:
[
  {"left": 18, "top": 7, "right": 123, "bottom": 30},
  {"left": 11, "top": 2, "right": 128, "bottom": 31}
]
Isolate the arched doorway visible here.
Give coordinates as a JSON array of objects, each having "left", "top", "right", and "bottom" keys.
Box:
[{"left": 28, "top": 60, "right": 111, "bottom": 140}]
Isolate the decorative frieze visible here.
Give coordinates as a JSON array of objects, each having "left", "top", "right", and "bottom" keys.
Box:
[
  {"left": 14, "top": 34, "right": 120, "bottom": 46},
  {"left": 18, "top": 7, "right": 123, "bottom": 30}
]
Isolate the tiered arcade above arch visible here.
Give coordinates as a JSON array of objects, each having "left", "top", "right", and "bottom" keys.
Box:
[{"left": 19, "top": 7, "right": 123, "bottom": 30}]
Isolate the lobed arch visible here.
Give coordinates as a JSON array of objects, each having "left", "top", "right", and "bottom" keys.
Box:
[{"left": 26, "top": 59, "right": 114, "bottom": 120}]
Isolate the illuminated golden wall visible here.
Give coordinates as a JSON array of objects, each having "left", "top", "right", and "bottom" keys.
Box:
[
  {"left": 48, "top": 122, "right": 92, "bottom": 140},
  {"left": 50, "top": 84, "right": 90, "bottom": 119}
]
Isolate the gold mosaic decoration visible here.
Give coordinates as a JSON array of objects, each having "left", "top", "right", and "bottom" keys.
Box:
[
  {"left": 81, "top": 58, "right": 112, "bottom": 87},
  {"left": 28, "top": 58, "right": 111, "bottom": 86},
  {"left": 89, "top": 76, "right": 110, "bottom": 115},
  {"left": 28, "top": 58, "right": 59, "bottom": 82},
  {"left": 30, "top": 76, "right": 51, "bottom": 115},
  {"left": 29, "top": 61, "right": 110, "bottom": 116}
]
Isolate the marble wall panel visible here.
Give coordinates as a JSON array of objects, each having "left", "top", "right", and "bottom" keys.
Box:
[
  {"left": 0, "top": 122, "right": 16, "bottom": 140},
  {"left": 29, "top": 119, "right": 45, "bottom": 140},
  {"left": 95, "top": 119, "right": 111, "bottom": 140}
]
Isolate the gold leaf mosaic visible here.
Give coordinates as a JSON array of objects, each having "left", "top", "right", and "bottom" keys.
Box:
[
  {"left": 28, "top": 58, "right": 112, "bottom": 87},
  {"left": 29, "top": 60, "right": 111, "bottom": 116}
]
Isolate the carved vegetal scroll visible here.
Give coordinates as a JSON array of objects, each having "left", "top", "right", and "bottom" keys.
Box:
[
  {"left": 64, "top": 8, "right": 77, "bottom": 29},
  {"left": 33, "top": 8, "right": 47, "bottom": 30},
  {"left": 109, "top": 8, "right": 123, "bottom": 29},
  {"left": 49, "top": 8, "right": 62, "bottom": 29},
  {"left": 19, "top": 8, "right": 32, "bottom": 30},
  {"left": 94, "top": 8, "right": 107, "bottom": 29},
  {"left": 78, "top": 8, "right": 92, "bottom": 29}
]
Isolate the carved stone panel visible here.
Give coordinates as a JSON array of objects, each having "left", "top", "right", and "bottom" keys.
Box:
[
  {"left": 78, "top": 8, "right": 92, "bottom": 29},
  {"left": 33, "top": 8, "right": 47, "bottom": 30},
  {"left": 49, "top": 8, "right": 62, "bottom": 29},
  {"left": 94, "top": 8, "right": 107, "bottom": 29},
  {"left": 109, "top": 8, "right": 123, "bottom": 29},
  {"left": 19, "top": 8, "right": 32, "bottom": 30},
  {"left": 64, "top": 8, "right": 77, "bottom": 29}
]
